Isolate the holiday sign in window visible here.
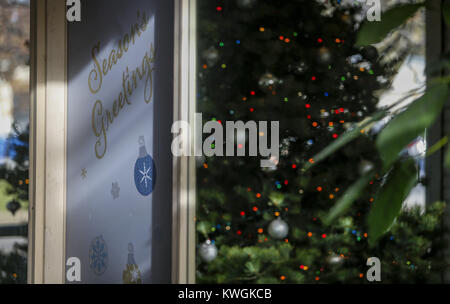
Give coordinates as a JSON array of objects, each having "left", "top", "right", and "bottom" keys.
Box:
[{"left": 66, "top": 0, "right": 174, "bottom": 283}]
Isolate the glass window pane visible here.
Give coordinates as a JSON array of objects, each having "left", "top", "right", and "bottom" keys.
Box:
[
  {"left": 195, "top": 0, "right": 435, "bottom": 284},
  {"left": 0, "top": 0, "right": 30, "bottom": 284}
]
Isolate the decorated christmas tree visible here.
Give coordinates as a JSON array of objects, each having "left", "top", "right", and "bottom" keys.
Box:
[
  {"left": 195, "top": 0, "right": 445, "bottom": 283},
  {"left": 0, "top": 125, "right": 28, "bottom": 284}
]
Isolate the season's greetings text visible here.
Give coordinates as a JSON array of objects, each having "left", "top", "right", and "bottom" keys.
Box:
[{"left": 90, "top": 11, "right": 156, "bottom": 159}]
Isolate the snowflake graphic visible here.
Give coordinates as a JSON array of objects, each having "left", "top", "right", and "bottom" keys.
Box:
[
  {"left": 134, "top": 154, "right": 156, "bottom": 196},
  {"left": 111, "top": 182, "right": 120, "bottom": 199},
  {"left": 89, "top": 235, "right": 108, "bottom": 275},
  {"left": 81, "top": 168, "right": 87, "bottom": 179},
  {"left": 138, "top": 162, "right": 152, "bottom": 189}
]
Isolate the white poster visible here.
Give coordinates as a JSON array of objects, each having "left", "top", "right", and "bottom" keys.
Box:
[{"left": 66, "top": 0, "right": 174, "bottom": 283}]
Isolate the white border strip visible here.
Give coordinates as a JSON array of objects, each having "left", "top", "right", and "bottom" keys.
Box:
[
  {"left": 172, "top": 0, "right": 197, "bottom": 284},
  {"left": 29, "top": 0, "right": 67, "bottom": 284}
]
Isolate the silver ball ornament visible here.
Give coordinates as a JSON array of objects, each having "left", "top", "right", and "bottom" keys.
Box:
[
  {"left": 327, "top": 254, "right": 344, "bottom": 265},
  {"left": 288, "top": 62, "right": 308, "bottom": 75},
  {"left": 268, "top": 218, "right": 289, "bottom": 240},
  {"left": 318, "top": 47, "right": 332, "bottom": 64},
  {"left": 237, "top": 0, "right": 257, "bottom": 9},
  {"left": 202, "top": 46, "right": 219, "bottom": 66},
  {"left": 258, "top": 72, "right": 280, "bottom": 92},
  {"left": 199, "top": 241, "right": 218, "bottom": 263},
  {"left": 359, "top": 160, "right": 374, "bottom": 176}
]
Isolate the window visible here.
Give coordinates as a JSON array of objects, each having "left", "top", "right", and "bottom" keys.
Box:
[
  {"left": 195, "top": 0, "right": 440, "bottom": 284},
  {"left": 0, "top": 0, "right": 30, "bottom": 284}
]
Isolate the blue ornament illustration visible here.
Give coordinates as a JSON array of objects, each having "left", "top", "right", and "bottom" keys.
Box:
[
  {"left": 134, "top": 136, "right": 156, "bottom": 196},
  {"left": 89, "top": 235, "right": 108, "bottom": 275}
]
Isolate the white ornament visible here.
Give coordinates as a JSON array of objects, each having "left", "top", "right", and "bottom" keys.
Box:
[
  {"left": 268, "top": 218, "right": 289, "bottom": 239},
  {"left": 258, "top": 72, "right": 280, "bottom": 92},
  {"left": 288, "top": 62, "right": 308, "bottom": 75},
  {"left": 237, "top": 0, "right": 257, "bottom": 9},
  {"left": 359, "top": 160, "right": 374, "bottom": 176},
  {"left": 199, "top": 241, "right": 218, "bottom": 263},
  {"left": 318, "top": 47, "right": 331, "bottom": 64},
  {"left": 202, "top": 46, "right": 219, "bottom": 66},
  {"left": 327, "top": 254, "right": 344, "bottom": 265}
]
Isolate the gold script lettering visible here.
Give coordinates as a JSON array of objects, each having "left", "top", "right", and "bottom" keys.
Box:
[
  {"left": 91, "top": 100, "right": 107, "bottom": 159},
  {"left": 90, "top": 42, "right": 156, "bottom": 159},
  {"left": 88, "top": 42, "right": 103, "bottom": 94},
  {"left": 89, "top": 10, "right": 154, "bottom": 159},
  {"left": 87, "top": 11, "right": 150, "bottom": 95}
]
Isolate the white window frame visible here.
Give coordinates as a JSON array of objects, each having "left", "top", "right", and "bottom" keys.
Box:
[{"left": 28, "top": 0, "right": 197, "bottom": 284}]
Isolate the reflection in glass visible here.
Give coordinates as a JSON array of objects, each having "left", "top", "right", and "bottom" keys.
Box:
[
  {"left": 0, "top": 0, "right": 30, "bottom": 284},
  {"left": 195, "top": 0, "right": 437, "bottom": 284}
]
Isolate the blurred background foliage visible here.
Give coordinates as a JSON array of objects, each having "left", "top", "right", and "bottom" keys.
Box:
[{"left": 196, "top": 0, "right": 449, "bottom": 283}]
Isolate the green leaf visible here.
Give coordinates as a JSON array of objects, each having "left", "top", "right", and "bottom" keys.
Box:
[
  {"left": 324, "top": 172, "right": 374, "bottom": 225},
  {"left": 304, "top": 111, "right": 386, "bottom": 171},
  {"left": 376, "top": 84, "right": 449, "bottom": 171},
  {"left": 426, "top": 136, "right": 448, "bottom": 157},
  {"left": 197, "top": 221, "right": 210, "bottom": 237},
  {"left": 443, "top": 3, "right": 450, "bottom": 27},
  {"left": 368, "top": 160, "right": 417, "bottom": 246},
  {"left": 356, "top": 3, "right": 424, "bottom": 46},
  {"left": 244, "top": 261, "right": 260, "bottom": 275},
  {"left": 269, "top": 192, "right": 284, "bottom": 206}
]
